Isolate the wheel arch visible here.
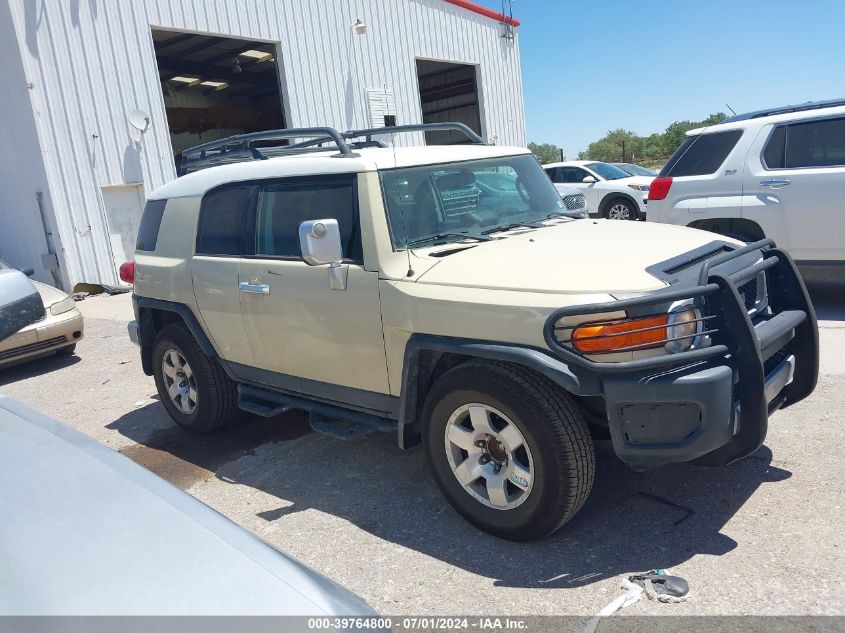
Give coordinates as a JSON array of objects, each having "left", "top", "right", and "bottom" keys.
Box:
[
  {"left": 599, "top": 192, "right": 640, "bottom": 218},
  {"left": 687, "top": 217, "right": 766, "bottom": 241},
  {"left": 397, "top": 334, "right": 591, "bottom": 450},
  {"left": 135, "top": 297, "right": 217, "bottom": 375}
]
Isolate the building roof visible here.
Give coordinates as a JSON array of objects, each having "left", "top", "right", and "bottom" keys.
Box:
[
  {"left": 443, "top": 0, "right": 520, "bottom": 27},
  {"left": 150, "top": 144, "right": 531, "bottom": 200}
]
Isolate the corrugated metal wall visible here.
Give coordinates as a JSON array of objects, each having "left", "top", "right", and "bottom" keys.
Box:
[{"left": 5, "top": 0, "right": 525, "bottom": 287}]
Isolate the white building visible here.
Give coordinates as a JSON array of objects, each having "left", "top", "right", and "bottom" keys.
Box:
[{"left": 0, "top": 0, "right": 524, "bottom": 289}]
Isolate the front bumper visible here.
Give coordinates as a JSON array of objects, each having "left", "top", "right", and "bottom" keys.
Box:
[
  {"left": 0, "top": 309, "right": 84, "bottom": 367},
  {"left": 544, "top": 240, "right": 818, "bottom": 468}
]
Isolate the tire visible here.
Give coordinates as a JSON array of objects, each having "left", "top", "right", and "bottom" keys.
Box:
[
  {"left": 604, "top": 197, "right": 637, "bottom": 221},
  {"left": 152, "top": 324, "right": 238, "bottom": 433},
  {"left": 56, "top": 344, "right": 77, "bottom": 356},
  {"left": 423, "top": 360, "right": 595, "bottom": 541}
]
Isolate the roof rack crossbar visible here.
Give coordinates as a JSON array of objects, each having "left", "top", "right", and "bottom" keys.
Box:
[
  {"left": 179, "top": 127, "right": 358, "bottom": 174},
  {"left": 178, "top": 122, "right": 486, "bottom": 175},
  {"left": 344, "top": 122, "right": 485, "bottom": 144}
]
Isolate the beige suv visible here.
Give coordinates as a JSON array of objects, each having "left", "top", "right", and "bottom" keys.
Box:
[{"left": 127, "top": 124, "right": 818, "bottom": 541}]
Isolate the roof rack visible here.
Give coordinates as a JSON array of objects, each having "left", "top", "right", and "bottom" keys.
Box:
[
  {"left": 178, "top": 122, "right": 485, "bottom": 174},
  {"left": 721, "top": 98, "right": 845, "bottom": 123}
]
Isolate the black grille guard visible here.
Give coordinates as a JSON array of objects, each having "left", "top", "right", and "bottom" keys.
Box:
[{"left": 543, "top": 238, "right": 819, "bottom": 465}]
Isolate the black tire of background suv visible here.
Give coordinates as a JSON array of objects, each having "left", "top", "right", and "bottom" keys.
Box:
[
  {"left": 422, "top": 360, "right": 595, "bottom": 541},
  {"left": 605, "top": 197, "right": 638, "bottom": 221},
  {"left": 152, "top": 324, "right": 238, "bottom": 433}
]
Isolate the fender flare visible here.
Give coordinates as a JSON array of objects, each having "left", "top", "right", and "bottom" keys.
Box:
[
  {"left": 396, "top": 334, "right": 596, "bottom": 449},
  {"left": 134, "top": 296, "right": 218, "bottom": 358}
]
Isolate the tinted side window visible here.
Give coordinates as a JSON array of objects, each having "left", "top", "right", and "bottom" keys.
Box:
[
  {"left": 660, "top": 130, "right": 743, "bottom": 177},
  {"left": 136, "top": 199, "right": 166, "bottom": 252},
  {"left": 762, "top": 125, "right": 786, "bottom": 169},
  {"left": 254, "top": 175, "right": 360, "bottom": 261},
  {"left": 544, "top": 168, "right": 560, "bottom": 183},
  {"left": 196, "top": 186, "right": 249, "bottom": 256},
  {"left": 567, "top": 167, "right": 590, "bottom": 183},
  {"left": 784, "top": 117, "right": 845, "bottom": 168}
]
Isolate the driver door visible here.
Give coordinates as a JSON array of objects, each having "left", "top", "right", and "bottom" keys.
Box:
[{"left": 237, "top": 174, "right": 390, "bottom": 396}]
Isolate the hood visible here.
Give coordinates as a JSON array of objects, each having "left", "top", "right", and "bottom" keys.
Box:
[
  {"left": 617, "top": 175, "right": 653, "bottom": 186},
  {"left": 32, "top": 280, "right": 68, "bottom": 307},
  {"left": 415, "top": 220, "right": 735, "bottom": 294}
]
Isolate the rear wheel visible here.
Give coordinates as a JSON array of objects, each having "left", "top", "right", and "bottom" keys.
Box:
[
  {"left": 152, "top": 324, "right": 238, "bottom": 433},
  {"left": 605, "top": 198, "right": 637, "bottom": 220},
  {"left": 423, "top": 360, "right": 595, "bottom": 541}
]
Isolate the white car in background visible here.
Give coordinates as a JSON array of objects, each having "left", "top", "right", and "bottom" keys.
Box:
[
  {"left": 544, "top": 160, "right": 653, "bottom": 220},
  {"left": 646, "top": 98, "right": 845, "bottom": 283}
]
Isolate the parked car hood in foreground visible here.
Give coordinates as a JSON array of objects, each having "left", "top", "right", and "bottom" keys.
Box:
[
  {"left": 415, "top": 220, "right": 736, "bottom": 294},
  {"left": 0, "top": 396, "right": 375, "bottom": 616}
]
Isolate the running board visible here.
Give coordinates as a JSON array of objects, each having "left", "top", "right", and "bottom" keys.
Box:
[{"left": 237, "top": 383, "right": 395, "bottom": 440}]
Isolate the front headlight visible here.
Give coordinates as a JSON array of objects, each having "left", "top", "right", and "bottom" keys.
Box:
[
  {"left": 50, "top": 296, "right": 76, "bottom": 316},
  {"left": 627, "top": 183, "right": 650, "bottom": 191},
  {"left": 665, "top": 300, "right": 702, "bottom": 353}
]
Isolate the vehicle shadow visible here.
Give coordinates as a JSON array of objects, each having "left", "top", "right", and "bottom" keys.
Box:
[
  {"left": 0, "top": 353, "right": 81, "bottom": 386},
  {"left": 108, "top": 402, "right": 790, "bottom": 589}
]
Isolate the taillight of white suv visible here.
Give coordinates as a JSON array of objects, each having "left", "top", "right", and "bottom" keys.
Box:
[{"left": 647, "top": 177, "right": 673, "bottom": 201}]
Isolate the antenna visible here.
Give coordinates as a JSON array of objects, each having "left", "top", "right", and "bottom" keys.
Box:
[{"left": 725, "top": 103, "right": 737, "bottom": 116}]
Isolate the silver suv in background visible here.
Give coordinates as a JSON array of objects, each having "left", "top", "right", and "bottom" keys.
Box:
[{"left": 646, "top": 98, "right": 845, "bottom": 282}]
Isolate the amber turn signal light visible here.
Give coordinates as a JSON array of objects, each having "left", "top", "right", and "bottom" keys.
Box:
[{"left": 572, "top": 315, "right": 669, "bottom": 354}]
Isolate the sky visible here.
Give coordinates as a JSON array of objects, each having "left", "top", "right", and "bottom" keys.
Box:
[{"left": 478, "top": 0, "right": 845, "bottom": 158}]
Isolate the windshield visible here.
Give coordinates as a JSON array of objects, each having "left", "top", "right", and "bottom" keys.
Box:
[
  {"left": 585, "top": 162, "right": 630, "bottom": 180},
  {"left": 616, "top": 163, "right": 657, "bottom": 177},
  {"left": 380, "top": 154, "right": 572, "bottom": 249}
]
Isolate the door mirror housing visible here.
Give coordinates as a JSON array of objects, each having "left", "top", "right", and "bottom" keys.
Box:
[
  {"left": 0, "top": 268, "right": 45, "bottom": 343},
  {"left": 582, "top": 175, "right": 597, "bottom": 184},
  {"left": 299, "top": 219, "right": 343, "bottom": 266}
]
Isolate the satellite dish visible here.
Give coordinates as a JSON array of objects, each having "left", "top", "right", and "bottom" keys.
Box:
[{"left": 127, "top": 109, "right": 151, "bottom": 134}]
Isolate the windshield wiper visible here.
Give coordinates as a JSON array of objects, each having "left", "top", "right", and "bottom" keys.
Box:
[
  {"left": 481, "top": 221, "right": 544, "bottom": 235},
  {"left": 406, "top": 233, "right": 491, "bottom": 248},
  {"left": 546, "top": 211, "right": 581, "bottom": 220}
]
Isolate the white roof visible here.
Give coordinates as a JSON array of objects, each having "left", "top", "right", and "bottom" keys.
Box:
[{"left": 150, "top": 145, "right": 532, "bottom": 200}]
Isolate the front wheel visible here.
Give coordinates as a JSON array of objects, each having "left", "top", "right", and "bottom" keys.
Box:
[
  {"left": 605, "top": 198, "right": 637, "bottom": 220},
  {"left": 423, "top": 361, "right": 595, "bottom": 541}
]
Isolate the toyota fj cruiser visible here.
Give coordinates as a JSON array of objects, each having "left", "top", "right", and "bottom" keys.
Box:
[{"left": 126, "top": 123, "right": 818, "bottom": 541}]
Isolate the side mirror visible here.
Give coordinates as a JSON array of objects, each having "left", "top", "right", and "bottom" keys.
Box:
[
  {"left": 299, "top": 219, "right": 343, "bottom": 266},
  {"left": 582, "top": 176, "right": 597, "bottom": 184},
  {"left": 0, "top": 268, "right": 45, "bottom": 343}
]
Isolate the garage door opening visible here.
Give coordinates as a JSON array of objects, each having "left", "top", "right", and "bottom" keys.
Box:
[
  {"left": 416, "top": 59, "right": 483, "bottom": 145},
  {"left": 152, "top": 30, "right": 286, "bottom": 173}
]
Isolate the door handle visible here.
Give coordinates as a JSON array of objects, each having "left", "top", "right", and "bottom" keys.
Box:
[
  {"left": 239, "top": 282, "right": 270, "bottom": 295},
  {"left": 759, "top": 178, "right": 791, "bottom": 188}
]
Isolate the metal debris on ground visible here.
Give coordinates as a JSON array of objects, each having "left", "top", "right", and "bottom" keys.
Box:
[{"left": 71, "top": 292, "right": 88, "bottom": 301}]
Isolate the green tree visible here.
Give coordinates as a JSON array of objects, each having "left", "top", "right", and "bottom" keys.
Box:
[
  {"left": 580, "top": 113, "right": 729, "bottom": 164},
  {"left": 528, "top": 142, "right": 563, "bottom": 164}
]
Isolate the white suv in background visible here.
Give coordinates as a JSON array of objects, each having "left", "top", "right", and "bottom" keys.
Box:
[
  {"left": 646, "top": 99, "right": 845, "bottom": 282},
  {"left": 544, "top": 160, "right": 653, "bottom": 220}
]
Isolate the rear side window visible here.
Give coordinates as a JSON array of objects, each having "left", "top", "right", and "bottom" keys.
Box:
[
  {"left": 660, "top": 130, "right": 743, "bottom": 177},
  {"left": 764, "top": 116, "right": 845, "bottom": 169},
  {"left": 196, "top": 186, "right": 249, "bottom": 256},
  {"left": 136, "top": 199, "right": 166, "bottom": 252},
  {"left": 253, "top": 175, "right": 361, "bottom": 261}
]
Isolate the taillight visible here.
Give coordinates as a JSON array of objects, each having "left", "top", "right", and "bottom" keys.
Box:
[
  {"left": 648, "top": 177, "right": 673, "bottom": 201},
  {"left": 119, "top": 261, "right": 135, "bottom": 285}
]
